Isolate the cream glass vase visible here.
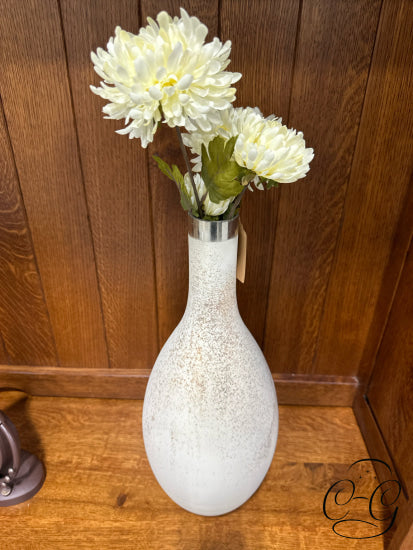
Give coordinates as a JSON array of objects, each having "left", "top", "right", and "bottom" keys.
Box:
[{"left": 142, "top": 215, "right": 278, "bottom": 516}]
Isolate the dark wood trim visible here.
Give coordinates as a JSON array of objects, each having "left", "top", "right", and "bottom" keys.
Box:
[
  {"left": 353, "top": 388, "right": 395, "bottom": 478},
  {"left": 273, "top": 372, "right": 358, "bottom": 406},
  {"left": 353, "top": 389, "right": 405, "bottom": 494},
  {"left": 353, "top": 389, "right": 410, "bottom": 548},
  {"left": 358, "top": 179, "right": 413, "bottom": 392},
  {"left": 0, "top": 365, "right": 357, "bottom": 405},
  {"left": 389, "top": 498, "right": 413, "bottom": 550}
]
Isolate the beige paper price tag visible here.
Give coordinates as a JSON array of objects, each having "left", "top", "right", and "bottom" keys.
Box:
[{"left": 237, "top": 220, "right": 247, "bottom": 283}]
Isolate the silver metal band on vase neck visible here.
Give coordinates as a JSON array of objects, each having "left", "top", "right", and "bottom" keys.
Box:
[{"left": 188, "top": 213, "right": 239, "bottom": 242}]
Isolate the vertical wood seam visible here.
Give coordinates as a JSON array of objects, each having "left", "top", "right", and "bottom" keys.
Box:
[
  {"left": 365, "top": 226, "right": 413, "bottom": 394},
  {"left": 262, "top": 0, "right": 302, "bottom": 352},
  {"left": 0, "top": 330, "right": 11, "bottom": 364},
  {"left": 217, "top": 0, "right": 222, "bottom": 39},
  {"left": 138, "top": 0, "right": 144, "bottom": 32},
  {"left": 56, "top": 0, "right": 112, "bottom": 368},
  {"left": 286, "top": 0, "right": 303, "bottom": 126},
  {"left": 138, "top": 0, "right": 160, "bottom": 354},
  {"left": 363, "top": 394, "right": 409, "bottom": 499},
  {"left": 309, "top": 0, "right": 385, "bottom": 374},
  {"left": 0, "top": 94, "right": 60, "bottom": 366}
]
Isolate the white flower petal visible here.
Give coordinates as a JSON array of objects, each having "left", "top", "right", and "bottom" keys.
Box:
[
  {"left": 167, "top": 42, "right": 183, "bottom": 71},
  {"left": 177, "top": 74, "right": 194, "bottom": 90},
  {"left": 148, "top": 85, "right": 162, "bottom": 100},
  {"left": 91, "top": 10, "right": 241, "bottom": 146},
  {"left": 184, "top": 106, "right": 313, "bottom": 184}
]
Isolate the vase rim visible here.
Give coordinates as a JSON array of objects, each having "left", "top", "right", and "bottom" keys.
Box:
[{"left": 188, "top": 213, "right": 239, "bottom": 242}]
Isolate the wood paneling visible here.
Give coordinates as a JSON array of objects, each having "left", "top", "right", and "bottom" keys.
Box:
[
  {"left": 0, "top": 332, "right": 8, "bottom": 364},
  {"left": 353, "top": 393, "right": 411, "bottom": 549},
  {"left": 221, "top": 0, "right": 300, "bottom": 346},
  {"left": 60, "top": 0, "right": 158, "bottom": 369},
  {"left": 141, "top": 0, "right": 220, "bottom": 347},
  {"left": 391, "top": 500, "right": 413, "bottom": 550},
  {"left": 368, "top": 240, "right": 413, "bottom": 499},
  {"left": 0, "top": 100, "right": 58, "bottom": 366},
  {"left": 315, "top": 0, "right": 413, "bottom": 376},
  {"left": 353, "top": 393, "right": 406, "bottom": 503},
  {"left": 0, "top": 0, "right": 108, "bottom": 368},
  {"left": 0, "top": 365, "right": 357, "bottom": 405},
  {"left": 358, "top": 178, "right": 413, "bottom": 390},
  {"left": 0, "top": 394, "right": 383, "bottom": 549},
  {"left": 0, "top": 1, "right": 411, "bottom": 408},
  {"left": 264, "top": 0, "right": 382, "bottom": 374}
]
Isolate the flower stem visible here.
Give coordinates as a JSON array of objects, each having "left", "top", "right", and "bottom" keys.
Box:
[
  {"left": 229, "top": 186, "right": 247, "bottom": 219},
  {"left": 176, "top": 126, "right": 203, "bottom": 218}
]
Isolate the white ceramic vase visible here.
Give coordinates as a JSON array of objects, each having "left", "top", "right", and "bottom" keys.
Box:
[{"left": 142, "top": 215, "right": 278, "bottom": 516}]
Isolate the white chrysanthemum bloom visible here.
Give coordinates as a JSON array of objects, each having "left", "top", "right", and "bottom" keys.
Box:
[
  {"left": 183, "top": 106, "right": 267, "bottom": 171},
  {"left": 184, "top": 173, "right": 231, "bottom": 216},
  {"left": 234, "top": 118, "right": 314, "bottom": 183},
  {"left": 90, "top": 8, "right": 241, "bottom": 148},
  {"left": 183, "top": 106, "right": 314, "bottom": 185}
]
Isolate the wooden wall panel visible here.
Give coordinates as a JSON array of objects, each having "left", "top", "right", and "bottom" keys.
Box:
[
  {"left": 0, "top": 0, "right": 108, "bottom": 368},
  {"left": 141, "top": 0, "right": 219, "bottom": 347},
  {"left": 315, "top": 0, "right": 413, "bottom": 376},
  {"left": 358, "top": 177, "right": 413, "bottom": 390},
  {"left": 221, "top": 0, "right": 300, "bottom": 346},
  {"left": 368, "top": 240, "right": 413, "bottom": 498},
  {"left": 60, "top": 0, "right": 158, "bottom": 369},
  {"left": 0, "top": 1, "right": 411, "bottom": 402},
  {"left": 0, "top": 333, "right": 8, "bottom": 364},
  {"left": 264, "top": 0, "right": 382, "bottom": 373},
  {"left": 0, "top": 100, "right": 58, "bottom": 366}
]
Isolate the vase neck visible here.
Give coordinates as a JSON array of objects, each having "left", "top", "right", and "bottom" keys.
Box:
[{"left": 185, "top": 217, "right": 239, "bottom": 314}]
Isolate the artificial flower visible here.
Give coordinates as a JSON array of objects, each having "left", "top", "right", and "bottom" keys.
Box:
[
  {"left": 184, "top": 106, "right": 314, "bottom": 186},
  {"left": 90, "top": 8, "right": 241, "bottom": 147},
  {"left": 184, "top": 173, "right": 231, "bottom": 216}
]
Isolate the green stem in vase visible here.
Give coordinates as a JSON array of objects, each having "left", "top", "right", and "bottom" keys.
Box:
[
  {"left": 228, "top": 185, "right": 248, "bottom": 219},
  {"left": 176, "top": 126, "right": 203, "bottom": 218}
]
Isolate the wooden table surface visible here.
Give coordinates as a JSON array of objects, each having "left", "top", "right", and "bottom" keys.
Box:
[{"left": 0, "top": 392, "right": 389, "bottom": 549}]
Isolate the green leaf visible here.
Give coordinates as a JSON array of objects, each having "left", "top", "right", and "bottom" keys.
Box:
[
  {"left": 153, "top": 155, "right": 193, "bottom": 212},
  {"left": 172, "top": 164, "right": 184, "bottom": 188},
  {"left": 179, "top": 180, "right": 193, "bottom": 212},
  {"left": 224, "top": 135, "right": 237, "bottom": 159},
  {"left": 259, "top": 176, "right": 279, "bottom": 189},
  {"left": 200, "top": 136, "right": 245, "bottom": 203},
  {"left": 153, "top": 155, "right": 175, "bottom": 182}
]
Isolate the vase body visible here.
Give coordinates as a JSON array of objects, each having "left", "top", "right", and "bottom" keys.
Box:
[{"left": 142, "top": 215, "right": 278, "bottom": 516}]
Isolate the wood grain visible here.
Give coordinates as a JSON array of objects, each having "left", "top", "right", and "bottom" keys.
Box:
[
  {"left": 358, "top": 179, "right": 413, "bottom": 390},
  {"left": 0, "top": 0, "right": 412, "bottom": 407},
  {"left": 0, "top": 332, "right": 8, "bottom": 364},
  {"left": 391, "top": 500, "right": 413, "bottom": 550},
  {"left": 353, "top": 393, "right": 405, "bottom": 498},
  {"left": 0, "top": 0, "right": 108, "bottom": 368},
  {"left": 353, "top": 392, "right": 411, "bottom": 550},
  {"left": 367, "top": 240, "right": 413, "bottom": 500},
  {"left": 0, "top": 100, "right": 58, "bottom": 365},
  {"left": 141, "top": 0, "right": 219, "bottom": 347},
  {"left": 0, "top": 394, "right": 386, "bottom": 549},
  {"left": 264, "top": 0, "right": 382, "bottom": 374},
  {"left": 315, "top": 0, "right": 413, "bottom": 376},
  {"left": 221, "top": 0, "right": 300, "bottom": 346},
  {"left": 0, "top": 365, "right": 357, "bottom": 405},
  {"left": 60, "top": 0, "right": 158, "bottom": 369}
]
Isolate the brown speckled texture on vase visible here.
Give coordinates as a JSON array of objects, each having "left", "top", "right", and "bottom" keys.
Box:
[{"left": 142, "top": 217, "right": 278, "bottom": 516}]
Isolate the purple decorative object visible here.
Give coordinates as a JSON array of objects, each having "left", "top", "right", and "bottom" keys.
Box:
[{"left": 0, "top": 411, "right": 45, "bottom": 506}]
